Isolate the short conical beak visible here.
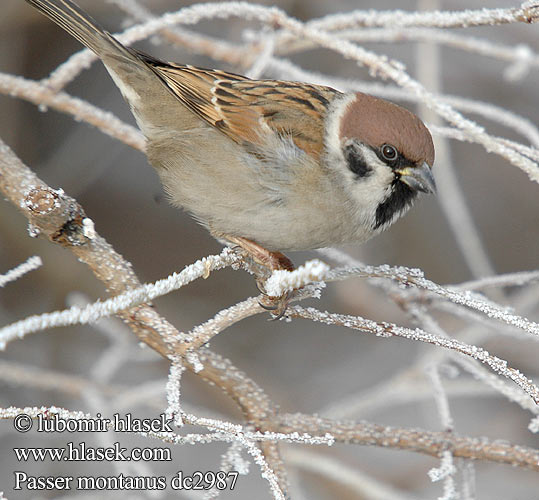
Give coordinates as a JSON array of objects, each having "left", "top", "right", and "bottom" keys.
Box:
[{"left": 398, "top": 162, "right": 436, "bottom": 194}]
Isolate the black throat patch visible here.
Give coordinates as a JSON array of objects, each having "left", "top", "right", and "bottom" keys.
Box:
[{"left": 374, "top": 180, "right": 417, "bottom": 229}]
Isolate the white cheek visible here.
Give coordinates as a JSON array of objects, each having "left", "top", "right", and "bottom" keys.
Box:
[
  {"left": 344, "top": 147, "right": 393, "bottom": 217},
  {"left": 325, "top": 140, "right": 398, "bottom": 232}
]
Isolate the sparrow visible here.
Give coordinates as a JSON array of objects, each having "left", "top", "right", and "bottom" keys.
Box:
[{"left": 25, "top": 0, "right": 435, "bottom": 285}]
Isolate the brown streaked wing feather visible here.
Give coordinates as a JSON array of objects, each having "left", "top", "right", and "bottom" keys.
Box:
[
  {"left": 139, "top": 57, "right": 340, "bottom": 160},
  {"left": 215, "top": 79, "right": 340, "bottom": 158}
]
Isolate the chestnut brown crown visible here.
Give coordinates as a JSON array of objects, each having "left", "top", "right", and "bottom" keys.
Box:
[{"left": 339, "top": 93, "right": 435, "bottom": 167}]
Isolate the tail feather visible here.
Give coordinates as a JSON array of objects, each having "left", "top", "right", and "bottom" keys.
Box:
[
  {"left": 25, "top": 0, "right": 197, "bottom": 139},
  {"left": 25, "top": 0, "right": 133, "bottom": 62}
]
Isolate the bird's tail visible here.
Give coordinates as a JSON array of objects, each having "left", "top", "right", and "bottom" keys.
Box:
[
  {"left": 25, "top": 0, "right": 135, "bottom": 63},
  {"left": 26, "top": 0, "right": 200, "bottom": 140}
]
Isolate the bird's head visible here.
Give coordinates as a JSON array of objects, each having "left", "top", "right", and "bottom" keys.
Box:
[{"left": 325, "top": 92, "right": 436, "bottom": 231}]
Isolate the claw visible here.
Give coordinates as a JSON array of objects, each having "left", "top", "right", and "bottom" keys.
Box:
[
  {"left": 258, "top": 298, "right": 278, "bottom": 311},
  {"left": 256, "top": 279, "right": 269, "bottom": 296},
  {"left": 269, "top": 307, "right": 288, "bottom": 321},
  {"left": 259, "top": 291, "right": 291, "bottom": 320}
]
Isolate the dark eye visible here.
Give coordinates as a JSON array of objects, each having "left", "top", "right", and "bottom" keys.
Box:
[{"left": 381, "top": 144, "right": 398, "bottom": 162}]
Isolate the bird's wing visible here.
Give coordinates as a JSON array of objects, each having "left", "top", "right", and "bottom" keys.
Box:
[{"left": 140, "top": 58, "right": 340, "bottom": 160}]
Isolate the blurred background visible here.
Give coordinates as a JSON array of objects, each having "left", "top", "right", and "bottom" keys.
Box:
[{"left": 1, "top": 0, "right": 538, "bottom": 498}]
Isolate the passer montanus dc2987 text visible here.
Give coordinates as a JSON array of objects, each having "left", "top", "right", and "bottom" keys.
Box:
[{"left": 25, "top": 0, "right": 436, "bottom": 279}]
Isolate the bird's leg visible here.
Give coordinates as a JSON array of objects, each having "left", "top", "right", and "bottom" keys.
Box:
[
  {"left": 224, "top": 235, "right": 294, "bottom": 272},
  {"left": 218, "top": 234, "right": 294, "bottom": 318}
]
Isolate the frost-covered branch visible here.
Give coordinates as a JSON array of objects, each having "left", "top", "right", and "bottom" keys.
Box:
[
  {"left": 0, "top": 73, "right": 144, "bottom": 151},
  {"left": 0, "top": 247, "right": 241, "bottom": 346},
  {"left": 308, "top": 4, "right": 539, "bottom": 30},
  {"left": 290, "top": 306, "right": 539, "bottom": 404},
  {"left": 283, "top": 28, "right": 539, "bottom": 78},
  {"left": 0, "top": 256, "right": 42, "bottom": 288},
  {"left": 325, "top": 265, "right": 539, "bottom": 338},
  {"left": 270, "top": 412, "right": 539, "bottom": 471}
]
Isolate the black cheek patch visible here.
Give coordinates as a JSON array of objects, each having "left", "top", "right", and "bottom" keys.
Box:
[
  {"left": 374, "top": 181, "right": 417, "bottom": 229},
  {"left": 344, "top": 144, "right": 372, "bottom": 179}
]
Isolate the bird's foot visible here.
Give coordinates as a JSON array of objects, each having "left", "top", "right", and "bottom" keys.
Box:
[{"left": 219, "top": 234, "right": 295, "bottom": 319}]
